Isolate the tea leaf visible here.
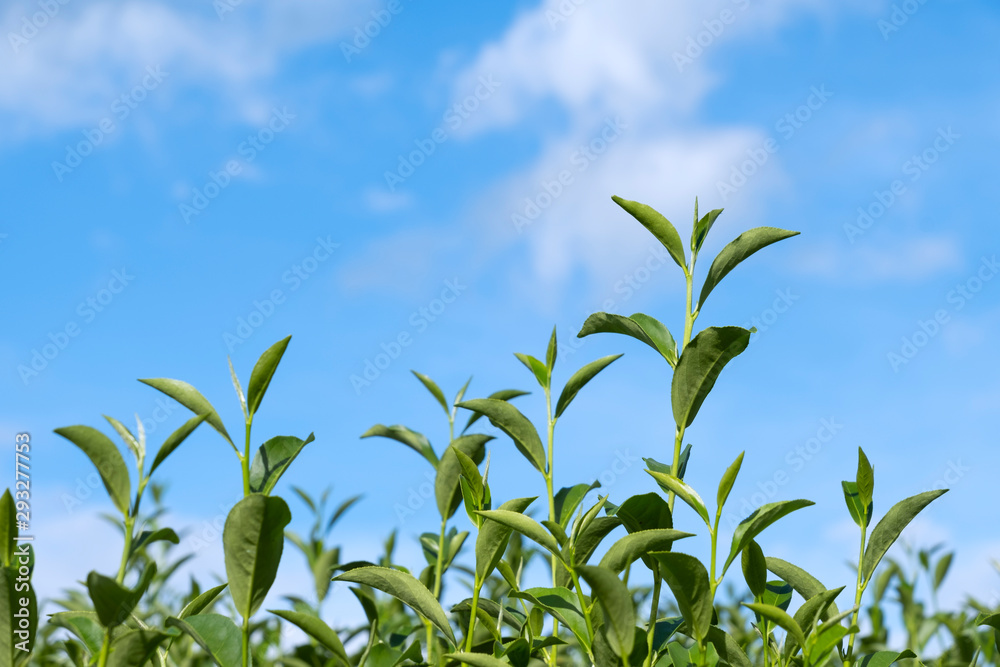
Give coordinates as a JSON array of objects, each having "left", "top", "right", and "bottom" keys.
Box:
[
  {"left": 792, "top": 587, "right": 844, "bottom": 643},
  {"left": 223, "top": 494, "right": 291, "bottom": 620},
  {"left": 149, "top": 413, "right": 209, "bottom": 476},
  {"left": 578, "top": 565, "right": 636, "bottom": 657},
  {"left": 672, "top": 326, "right": 751, "bottom": 429},
  {"left": 462, "top": 389, "right": 529, "bottom": 432},
  {"left": 555, "top": 481, "right": 601, "bottom": 528},
  {"left": 48, "top": 611, "right": 103, "bottom": 655},
  {"left": 861, "top": 489, "right": 947, "bottom": 583},
  {"left": 598, "top": 529, "right": 693, "bottom": 574},
  {"left": 761, "top": 581, "right": 793, "bottom": 613},
  {"left": 54, "top": 426, "right": 132, "bottom": 517},
  {"left": 615, "top": 492, "right": 673, "bottom": 533},
  {"left": 697, "top": 227, "right": 800, "bottom": 310},
  {"left": 807, "top": 624, "right": 851, "bottom": 663},
  {"left": 510, "top": 587, "right": 590, "bottom": 651},
  {"left": 742, "top": 603, "right": 806, "bottom": 651},
  {"left": 546, "top": 326, "right": 558, "bottom": 371},
  {"left": 103, "top": 415, "right": 142, "bottom": 469},
  {"left": 179, "top": 583, "right": 229, "bottom": 619},
  {"left": 933, "top": 552, "right": 953, "bottom": 591},
  {"left": 555, "top": 354, "right": 622, "bottom": 418},
  {"left": 227, "top": 356, "right": 248, "bottom": 419},
  {"left": 139, "top": 378, "right": 234, "bottom": 449},
  {"left": 858, "top": 650, "right": 917, "bottom": 667},
  {"left": 646, "top": 470, "right": 710, "bottom": 526},
  {"left": 577, "top": 312, "right": 677, "bottom": 366},
  {"left": 514, "top": 353, "right": 550, "bottom": 389},
  {"left": 612, "top": 196, "right": 686, "bottom": 271},
  {"left": 456, "top": 399, "right": 546, "bottom": 473},
  {"left": 106, "top": 629, "right": 171, "bottom": 667},
  {"left": 436, "top": 434, "right": 491, "bottom": 519},
  {"left": 270, "top": 609, "right": 351, "bottom": 666},
  {"left": 362, "top": 425, "right": 438, "bottom": 468},
  {"left": 87, "top": 563, "right": 157, "bottom": 628},
  {"left": 857, "top": 447, "right": 874, "bottom": 511},
  {"left": 166, "top": 614, "right": 242, "bottom": 667},
  {"left": 246, "top": 335, "right": 291, "bottom": 418},
  {"left": 692, "top": 206, "right": 724, "bottom": 254},
  {"left": 327, "top": 494, "right": 363, "bottom": 533},
  {"left": 765, "top": 558, "right": 840, "bottom": 621},
  {"left": 411, "top": 371, "right": 450, "bottom": 416},
  {"left": 476, "top": 509, "right": 561, "bottom": 558},
  {"left": 705, "top": 626, "right": 753, "bottom": 667},
  {"left": 0, "top": 491, "right": 15, "bottom": 567},
  {"left": 717, "top": 451, "right": 745, "bottom": 510},
  {"left": 130, "top": 528, "right": 179, "bottom": 557},
  {"left": 654, "top": 552, "right": 713, "bottom": 643},
  {"left": 447, "top": 652, "right": 510, "bottom": 667},
  {"left": 741, "top": 540, "right": 767, "bottom": 599},
  {"left": 573, "top": 516, "right": 623, "bottom": 570},
  {"left": 842, "top": 481, "right": 872, "bottom": 529},
  {"left": 248, "top": 433, "right": 317, "bottom": 495},
  {"left": 333, "top": 566, "right": 457, "bottom": 646},
  {"left": 724, "top": 499, "right": 814, "bottom": 574}
]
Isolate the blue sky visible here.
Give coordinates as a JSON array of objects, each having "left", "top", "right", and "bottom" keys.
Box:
[{"left": 3, "top": 0, "right": 999, "bottom": 632}]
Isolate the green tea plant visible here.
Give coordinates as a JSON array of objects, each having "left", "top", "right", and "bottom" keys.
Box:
[{"left": 33, "top": 195, "right": 1000, "bottom": 667}]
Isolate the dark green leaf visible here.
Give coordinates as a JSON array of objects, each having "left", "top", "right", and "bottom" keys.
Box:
[
  {"left": 509, "top": 587, "right": 590, "bottom": 651},
  {"left": 672, "top": 326, "right": 751, "bottom": 429},
  {"left": 705, "top": 625, "right": 753, "bottom": 667},
  {"left": 856, "top": 447, "right": 874, "bottom": 510},
  {"left": 166, "top": 614, "right": 242, "bottom": 667},
  {"left": 842, "top": 481, "right": 872, "bottom": 529},
  {"left": 546, "top": 326, "right": 558, "bottom": 371},
  {"left": 697, "top": 227, "right": 800, "bottom": 309},
  {"left": 446, "top": 653, "right": 510, "bottom": 667},
  {"left": 578, "top": 565, "right": 635, "bottom": 657},
  {"left": 47, "top": 612, "right": 103, "bottom": 656},
  {"left": 761, "top": 581, "right": 793, "bottom": 613},
  {"left": 692, "top": 205, "right": 723, "bottom": 254},
  {"left": 741, "top": 541, "right": 766, "bottom": 598},
  {"left": 248, "top": 433, "right": 317, "bottom": 495},
  {"left": 742, "top": 603, "right": 805, "bottom": 650},
  {"left": 435, "top": 435, "right": 491, "bottom": 520},
  {"left": 456, "top": 399, "right": 546, "bottom": 473},
  {"left": 106, "top": 630, "right": 171, "bottom": 667},
  {"left": 646, "top": 470, "right": 710, "bottom": 526},
  {"left": 138, "top": 378, "right": 233, "bottom": 448},
  {"left": 612, "top": 196, "right": 686, "bottom": 271},
  {"left": 765, "top": 558, "right": 840, "bottom": 621},
  {"left": 462, "top": 389, "right": 529, "bottom": 432},
  {"left": 130, "top": 528, "right": 179, "bottom": 557},
  {"left": 362, "top": 425, "right": 438, "bottom": 468},
  {"left": 87, "top": 563, "right": 156, "bottom": 628},
  {"left": 598, "top": 529, "right": 693, "bottom": 574},
  {"left": 270, "top": 609, "right": 350, "bottom": 666},
  {"left": 792, "top": 587, "right": 844, "bottom": 643},
  {"left": 555, "top": 354, "right": 622, "bottom": 418},
  {"left": 577, "top": 312, "right": 677, "bottom": 366},
  {"left": 246, "top": 335, "right": 291, "bottom": 418},
  {"left": 333, "top": 566, "right": 457, "bottom": 646},
  {"left": 724, "top": 499, "right": 814, "bottom": 574},
  {"left": 654, "top": 552, "right": 713, "bottom": 643},
  {"left": 223, "top": 494, "right": 291, "bottom": 620},
  {"left": 475, "top": 509, "right": 561, "bottom": 558},
  {"left": 179, "top": 583, "right": 229, "bottom": 619},
  {"left": 54, "top": 426, "right": 132, "bottom": 516},
  {"left": 572, "top": 516, "right": 623, "bottom": 570},
  {"left": 858, "top": 650, "right": 917, "bottom": 667},
  {"left": 149, "top": 414, "right": 209, "bottom": 475},
  {"left": 514, "top": 353, "right": 549, "bottom": 389},
  {"left": 555, "top": 481, "right": 601, "bottom": 528},
  {"left": 862, "top": 489, "right": 947, "bottom": 583}
]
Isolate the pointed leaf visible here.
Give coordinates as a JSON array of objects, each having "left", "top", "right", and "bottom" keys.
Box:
[
  {"left": 179, "top": 583, "right": 228, "bottom": 619},
  {"left": 435, "top": 434, "right": 491, "bottom": 519},
  {"left": 546, "top": 326, "right": 558, "bottom": 371},
  {"left": 598, "top": 529, "right": 693, "bottom": 574},
  {"left": 270, "top": 609, "right": 350, "bottom": 666},
  {"left": 248, "top": 433, "right": 317, "bottom": 495},
  {"left": 54, "top": 426, "right": 132, "bottom": 516},
  {"left": 578, "top": 565, "right": 636, "bottom": 657},
  {"left": 87, "top": 563, "right": 157, "bottom": 628},
  {"left": 842, "top": 481, "right": 872, "bottom": 529},
  {"left": 765, "top": 558, "right": 840, "bottom": 621},
  {"left": 858, "top": 650, "right": 917, "bottom": 667},
  {"left": 48, "top": 611, "right": 103, "bottom": 655},
  {"left": 654, "top": 552, "right": 713, "bottom": 643},
  {"left": 446, "top": 653, "right": 510, "bottom": 667},
  {"left": 246, "top": 335, "right": 291, "bottom": 418},
  {"left": 462, "top": 389, "right": 529, "bottom": 432},
  {"left": 514, "top": 353, "right": 549, "bottom": 389},
  {"left": 106, "top": 630, "right": 171, "bottom": 667},
  {"left": 612, "top": 196, "right": 686, "bottom": 271},
  {"left": 577, "top": 312, "right": 677, "bottom": 366},
  {"left": 149, "top": 413, "right": 209, "bottom": 475},
  {"left": 717, "top": 451, "right": 745, "bottom": 510},
  {"left": 130, "top": 528, "right": 180, "bottom": 557},
  {"left": 646, "top": 470, "right": 710, "bottom": 526},
  {"left": 138, "top": 378, "right": 234, "bottom": 448},
  {"left": 742, "top": 603, "right": 806, "bottom": 650},
  {"left": 412, "top": 371, "right": 450, "bottom": 416},
  {"left": 554, "top": 481, "right": 601, "bottom": 528},
  {"left": 725, "top": 499, "right": 814, "bottom": 574},
  {"left": 456, "top": 399, "right": 546, "bottom": 473},
  {"left": 741, "top": 540, "right": 766, "bottom": 598},
  {"left": 333, "top": 566, "right": 457, "bottom": 646},
  {"left": 573, "top": 516, "right": 622, "bottom": 569},
  {"left": 166, "top": 614, "right": 242, "bottom": 667},
  {"left": 692, "top": 207, "right": 723, "bottom": 254},
  {"left": 103, "top": 415, "right": 142, "bottom": 469},
  {"left": 223, "top": 494, "right": 291, "bottom": 620},
  {"left": 861, "top": 489, "right": 947, "bottom": 583},
  {"left": 227, "top": 356, "right": 248, "bottom": 419},
  {"left": 509, "top": 587, "right": 590, "bottom": 651},
  {"left": 697, "top": 227, "right": 800, "bottom": 309},
  {"left": 857, "top": 448, "right": 874, "bottom": 510},
  {"left": 672, "top": 326, "right": 751, "bottom": 429},
  {"left": 792, "top": 587, "right": 845, "bottom": 642},
  {"left": 362, "top": 425, "right": 438, "bottom": 467},
  {"left": 555, "top": 354, "right": 622, "bottom": 418},
  {"left": 933, "top": 552, "right": 953, "bottom": 591},
  {"left": 476, "top": 509, "right": 561, "bottom": 558},
  {"left": 476, "top": 498, "right": 537, "bottom": 582}
]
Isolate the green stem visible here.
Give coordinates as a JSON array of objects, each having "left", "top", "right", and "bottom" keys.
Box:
[
  {"left": 241, "top": 616, "right": 250, "bottom": 667},
  {"left": 568, "top": 568, "right": 595, "bottom": 652},
  {"left": 544, "top": 385, "right": 561, "bottom": 667},
  {"left": 97, "top": 633, "right": 112, "bottom": 667},
  {"left": 644, "top": 565, "right": 662, "bottom": 667},
  {"left": 242, "top": 421, "right": 252, "bottom": 497},
  {"left": 845, "top": 525, "right": 868, "bottom": 667},
  {"left": 465, "top": 579, "right": 482, "bottom": 652},
  {"left": 668, "top": 261, "right": 697, "bottom": 513},
  {"left": 427, "top": 516, "right": 448, "bottom": 665}
]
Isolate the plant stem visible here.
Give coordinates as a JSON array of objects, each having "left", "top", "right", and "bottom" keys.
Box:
[
  {"left": 544, "top": 385, "right": 561, "bottom": 667},
  {"left": 644, "top": 564, "right": 662, "bottom": 667},
  {"left": 242, "top": 420, "right": 252, "bottom": 496},
  {"left": 668, "top": 262, "right": 697, "bottom": 513},
  {"left": 569, "top": 567, "right": 595, "bottom": 653},
  {"left": 465, "top": 578, "right": 482, "bottom": 652},
  {"left": 845, "top": 525, "right": 868, "bottom": 667},
  {"left": 241, "top": 616, "right": 250, "bottom": 667}
]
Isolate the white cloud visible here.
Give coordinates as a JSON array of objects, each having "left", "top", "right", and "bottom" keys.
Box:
[{"left": 791, "top": 235, "right": 962, "bottom": 283}]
